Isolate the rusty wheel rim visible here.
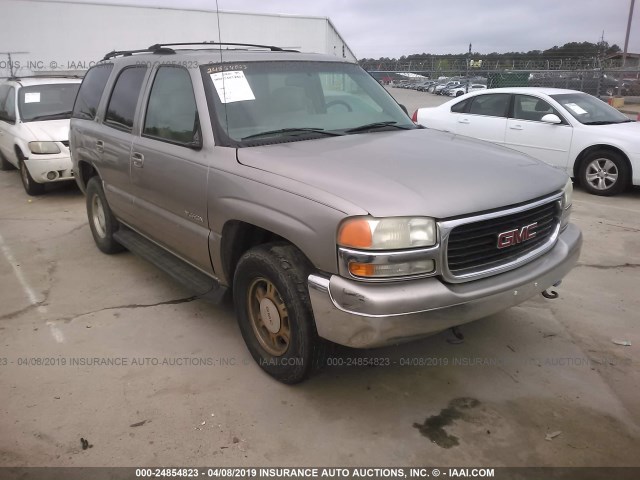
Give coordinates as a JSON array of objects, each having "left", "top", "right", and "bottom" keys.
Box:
[{"left": 247, "top": 277, "right": 290, "bottom": 356}]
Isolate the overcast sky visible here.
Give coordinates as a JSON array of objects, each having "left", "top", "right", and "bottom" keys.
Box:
[{"left": 50, "top": 0, "right": 639, "bottom": 59}]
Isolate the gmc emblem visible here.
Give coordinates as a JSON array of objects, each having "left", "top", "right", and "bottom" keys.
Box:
[{"left": 497, "top": 222, "right": 538, "bottom": 249}]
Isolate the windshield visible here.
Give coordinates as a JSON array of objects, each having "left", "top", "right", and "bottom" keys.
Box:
[
  {"left": 550, "top": 93, "right": 631, "bottom": 125},
  {"left": 18, "top": 83, "right": 80, "bottom": 122},
  {"left": 202, "top": 61, "right": 414, "bottom": 146}
]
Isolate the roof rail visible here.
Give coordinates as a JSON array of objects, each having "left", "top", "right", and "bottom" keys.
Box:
[
  {"left": 148, "top": 42, "right": 297, "bottom": 52},
  {"left": 4, "top": 74, "right": 83, "bottom": 81},
  {"left": 101, "top": 42, "right": 298, "bottom": 60}
]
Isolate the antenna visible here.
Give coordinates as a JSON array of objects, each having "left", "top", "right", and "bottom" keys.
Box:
[{"left": 0, "top": 51, "right": 29, "bottom": 78}]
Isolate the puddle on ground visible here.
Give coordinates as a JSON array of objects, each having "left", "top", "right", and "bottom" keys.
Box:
[{"left": 413, "top": 397, "right": 480, "bottom": 448}]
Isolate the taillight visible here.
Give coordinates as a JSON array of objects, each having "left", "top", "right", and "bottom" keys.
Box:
[{"left": 411, "top": 110, "right": 418, "bottom": 123}]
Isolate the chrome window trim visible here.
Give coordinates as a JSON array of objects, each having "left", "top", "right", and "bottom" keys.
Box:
[{"left": 439, "top": 192, "right": 563, "bottom": 283}]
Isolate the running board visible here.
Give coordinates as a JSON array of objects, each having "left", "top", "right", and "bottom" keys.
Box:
[{"left": 113, "top": 226, "right": 227, "bottom": 303}]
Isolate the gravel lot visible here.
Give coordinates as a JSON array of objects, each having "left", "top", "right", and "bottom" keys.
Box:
[{"left": 0, "top": 89, "right": 639, "bottom": 467}]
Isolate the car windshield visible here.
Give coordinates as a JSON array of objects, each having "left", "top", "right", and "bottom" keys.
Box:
[
  {"left": 18, "top": 83, "right": 80, "bottom": 122},
  {"left": 202, "top": 61, "right": 415, "bottom": 146},
  {"left": 550, "top": 93, "right": 631, "bottom": 125}
]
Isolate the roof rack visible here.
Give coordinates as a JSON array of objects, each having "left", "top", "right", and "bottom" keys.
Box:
[
  {"left": 102, "top": 42, "right": 298, "bottom": 60},
  {"left": 4, "top": 74, "right": 83, "bottom": 81}
]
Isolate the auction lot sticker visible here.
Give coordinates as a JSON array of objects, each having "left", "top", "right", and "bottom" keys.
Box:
[{"left": 210, "top": 70, "right": 255, "bottom": 103}]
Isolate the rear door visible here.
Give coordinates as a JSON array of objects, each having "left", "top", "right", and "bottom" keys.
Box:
[
  {"left": 97, "top": 65, "right": 148, "bottom": 224},
  {"left": 454, "top": 93, "right": 510, "bottom": 145},
  {"left": 129, "top": 66, "right": 213, "bottom": 274},
  {"left": 504, "top": 94, "right": 573, "bottom": 170}
]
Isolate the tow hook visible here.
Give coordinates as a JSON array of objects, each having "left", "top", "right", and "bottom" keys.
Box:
[{"left": 542, "top": 281, "right": 562, "bottom": 300}]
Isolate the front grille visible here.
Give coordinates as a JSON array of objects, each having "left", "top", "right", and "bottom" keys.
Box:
[{"left": 446, "top": 200, "right": 560, "bottom": 277}]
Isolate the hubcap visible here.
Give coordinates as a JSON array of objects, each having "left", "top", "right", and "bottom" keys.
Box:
[
  {"left": 247, "top": 277, "right": 290, "bottom": 356},
  {"left": 91, "top": 194, "right": 107, "bottom": 238},
  {"left": 585, "top": 158, "right": 618, "bottom": 191}
]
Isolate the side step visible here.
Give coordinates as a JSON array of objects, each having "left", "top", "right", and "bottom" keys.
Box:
[{"left": 113, "top": 226, "right": 227, "bottom": 303}]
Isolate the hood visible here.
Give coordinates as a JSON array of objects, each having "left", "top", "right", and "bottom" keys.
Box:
[
  {"left": 592, "top": 121, "right": 640, "bottom": 143},
  {"left": 237, "top": 129, "right": 567, "bottom": 219},
  {"left": 22, "top": 119, "right": 70, "bottom": 142}
]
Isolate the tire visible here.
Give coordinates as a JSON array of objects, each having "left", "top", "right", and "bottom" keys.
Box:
[
  {"left": 233, "top": 243, "right": 326, "bottom": 384},
  {"left": 85, "top": 176, "right": 125, "bottom": 254},
  {"left": 18, "top": 153, "right": 45, "bottom": 196},
  {"left": 579, "top": 150, "right": 630, "bottom": 196},
  {"left": 0, "top": 152, "right": 15, "bottom": 171},
  {"left": 456, "top": 91, "right": 464, "bottom": 97}
]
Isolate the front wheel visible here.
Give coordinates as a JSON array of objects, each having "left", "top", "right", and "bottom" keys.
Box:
[
  {"left": 19, "top": 155, "right": 45, "bottom": 196},
  {"left": 86, "top": 177, "right": 125, "bottom": 253},
  {"left": 233, "top": 243, "right": 324, "bottom": 384},
  {"left": 579, "top": 150, "right": 630, "bottom": 196}
]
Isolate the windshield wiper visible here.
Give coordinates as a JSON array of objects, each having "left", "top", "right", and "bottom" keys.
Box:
[
  {"left": 582, "top": 119, "right": 633, "bottom": 125},
  {"left": 344, "top": 121, "right": 412, "bottom": 134},
  {"left": 28, "top": 111, "right": 73, "bottom": 121},
  {"left": 242, "top": 127, "right": 343, "bottom": 140}
]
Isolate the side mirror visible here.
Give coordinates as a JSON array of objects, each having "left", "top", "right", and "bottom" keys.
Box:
[
  {"left": 399, "top": 104, "right": 409, "bottom": 116},
  {"left": 541, "top": 113, "right": 562, "bottom": 124}
]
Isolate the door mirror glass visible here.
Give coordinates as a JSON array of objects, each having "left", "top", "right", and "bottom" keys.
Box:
[{"left": 541, "top": 113, "right": 562, "bottom": 124}]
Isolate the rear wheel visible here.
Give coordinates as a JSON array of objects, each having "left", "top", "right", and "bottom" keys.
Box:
[
  {"left": 86, "top": 176, "right": 125, "bottom": 253},
  {"left": 233, "top": 243, "right": 325, "bottom": 384},
  {"left": 19, "top": 153, "right": 45, "bottom": 196},
  {"left": 579, "top": 150, "right": 630, "bottom": 196}
]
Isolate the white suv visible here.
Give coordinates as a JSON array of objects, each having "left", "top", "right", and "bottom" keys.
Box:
[{"left": 0, "top": 76, "right": 81, "bottom": 195}]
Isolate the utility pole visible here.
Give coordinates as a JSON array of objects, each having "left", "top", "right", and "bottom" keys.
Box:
[
  {"left": 618, "top": 0, "right": 636, "bottom": 95},
  {"left": 466, "top": 43, "right": 471, "bottom": 93}
]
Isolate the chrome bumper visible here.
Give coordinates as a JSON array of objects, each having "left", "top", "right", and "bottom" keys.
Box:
[{"left": 308, "top": 224, "right": 582, "bottom": 348}]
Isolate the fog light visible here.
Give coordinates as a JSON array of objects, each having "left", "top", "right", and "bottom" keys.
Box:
[
  {"left": 46, "top": 171, "right": 57, "bottom": 180},
  {"left": 348, "top": 259, "right": 435, "bottom": 278}
]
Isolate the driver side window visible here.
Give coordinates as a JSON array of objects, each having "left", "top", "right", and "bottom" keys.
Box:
[{"left": 512, "top": 95, "right": 561, "bottom": 122}]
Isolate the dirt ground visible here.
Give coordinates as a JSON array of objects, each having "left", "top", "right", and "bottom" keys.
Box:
[{"left": 1, "top": 92, "right": 639, "bottom": 467}]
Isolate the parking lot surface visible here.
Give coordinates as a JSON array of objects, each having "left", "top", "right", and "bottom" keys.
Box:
[{"left": 1, "top": 88, "right": 639, "bottom": 467}]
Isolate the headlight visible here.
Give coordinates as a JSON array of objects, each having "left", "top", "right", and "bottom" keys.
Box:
[
  {"left": 338, "top": 217, "right": 436, "bottom": 250},
  {"left": 562, "top": 178, "right": 573, "bottom": 209},
  {"left": 560, "top": 178, "right": 573, "bottom": 231},
  {"left": 29, "top": 141, "right": 61, "bottom": 154}
]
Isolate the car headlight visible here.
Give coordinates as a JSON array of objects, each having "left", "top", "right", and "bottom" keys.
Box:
[
  {"left": 29, "top": 141, "right": 61, "bottom": 154},
  {"left": 561, "top": 178, "right": 573, "bottom": 231},
  {"left": 338, "top": 217, "right": 436, "bottom": 250}
]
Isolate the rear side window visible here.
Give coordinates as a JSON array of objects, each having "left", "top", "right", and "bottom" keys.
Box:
[
  {"left": 105, "top": 66, "right": 147, "bottom": 132},
  {"left": 143, "top": 67, "right": 200, "bottom": 146},
  {"left": 468, "top": 93, "right": 510, "bottom": 118},
  {"left": 72, "top": 64, "right": 113, "bottom": 120},
  {"left": 451, "top": 98, "right": 471, "bottom": 113}
]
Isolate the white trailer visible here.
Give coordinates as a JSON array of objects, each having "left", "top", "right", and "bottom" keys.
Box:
[{"left": 1, "top": 0, "right": 356, "bottom": 77}]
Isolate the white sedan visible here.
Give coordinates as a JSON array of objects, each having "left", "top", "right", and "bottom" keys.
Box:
[
  {"left": 412, "top": 87, "right": 639, "bottom": 196},
  {"left": 448, "top": 84, "right": 487, "bottom": 97}
]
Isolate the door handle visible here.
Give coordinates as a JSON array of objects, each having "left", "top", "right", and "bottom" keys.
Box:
[
  {"left": 131, "top": 152, "right": 144, "bottom": 168},
  {"left": 510, "top": 124, "right": 524, "bottom": 130},
  {"left": 458, "top": 118, "right": 470, "bottom": 124},
  {"left": 95, "top": 140, "right": 104, "bottom": 153}
]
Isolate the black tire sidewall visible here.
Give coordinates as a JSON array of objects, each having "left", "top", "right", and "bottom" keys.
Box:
[
  {"left": 579, "top": 150, "right": 629, "bottom": 196},
  {"left": 19, "top": 158, "right": 45, "bottom": 196},
  {"left": 86, "top": 177, "right": 123, "bottom": 254},
  {"left": 233, "top": 244, "right": 317, "bottom": 384}
]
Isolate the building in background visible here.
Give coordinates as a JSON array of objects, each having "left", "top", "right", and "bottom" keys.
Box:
[{"left": 1, "top": 0, "right": 356, "bottom": 77}]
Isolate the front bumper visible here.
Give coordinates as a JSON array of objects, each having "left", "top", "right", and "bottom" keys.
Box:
[
  {"left": 25, "top": 155, "right": 74, "bottom": 184},
  {"left": 308, "top": 224, "right": 582, "bottom": 348}
]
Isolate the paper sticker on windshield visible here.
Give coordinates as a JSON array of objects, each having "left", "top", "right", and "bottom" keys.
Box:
[
  {"left": 24, "top": 92, "right": 41, "bottom": 103},
  {"left": 565, "top": 103, "right": 588, "bottom": 115},
  {"left": 210, "top": 71, "right": 255, "bottom": 103}
]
